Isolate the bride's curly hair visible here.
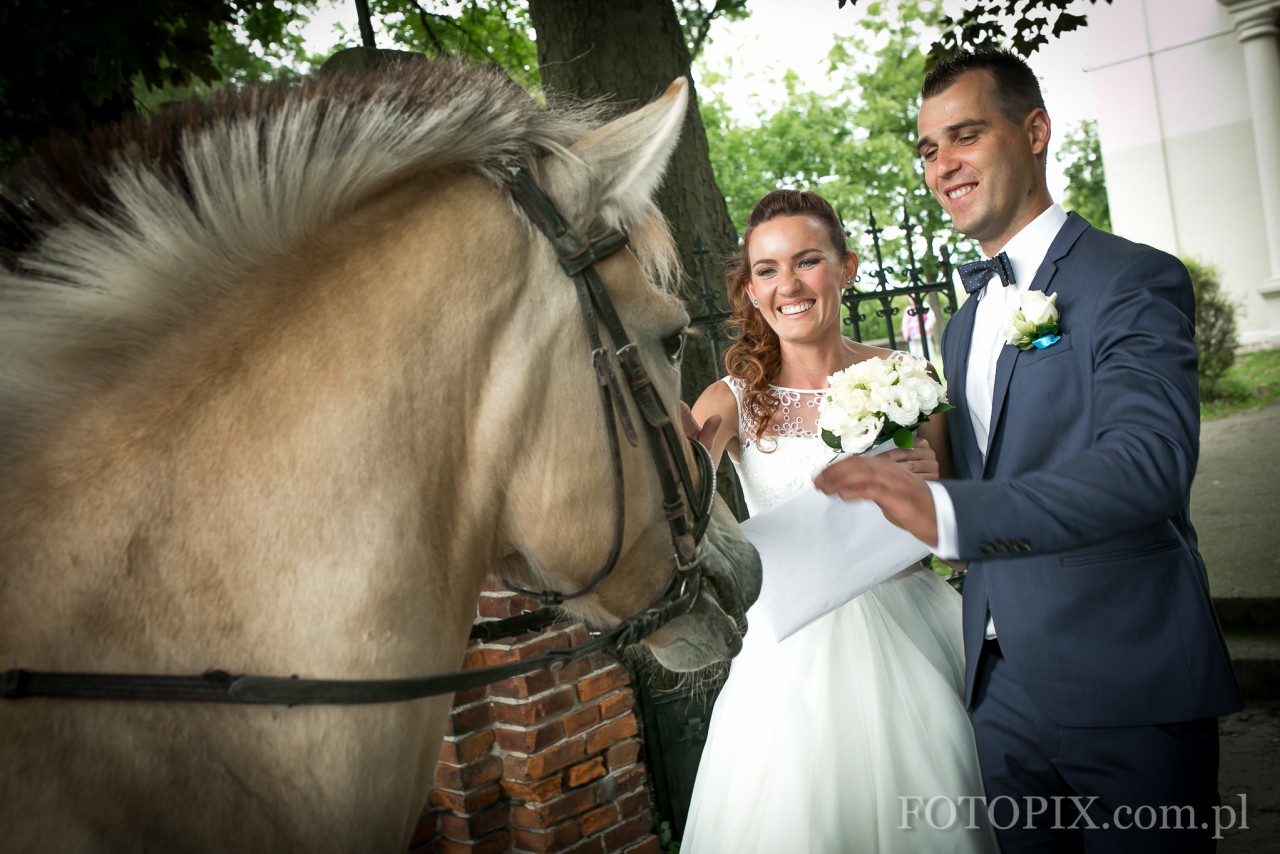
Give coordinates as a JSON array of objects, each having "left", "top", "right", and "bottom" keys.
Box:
[{"left": 723, "top": 189, "right": 851, "bottom": 443}]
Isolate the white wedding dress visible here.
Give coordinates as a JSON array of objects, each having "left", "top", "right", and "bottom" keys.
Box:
[{"left": 680, "top": 378, "right": 996, "bottom": 853}]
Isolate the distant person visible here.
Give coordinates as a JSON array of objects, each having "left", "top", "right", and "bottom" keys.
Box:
[
  {"left": 815, "top": 49, "right": 1242, "bottom": 852},
  {"left": 900, "top": 295, "right": 935, "bottom": 360}
]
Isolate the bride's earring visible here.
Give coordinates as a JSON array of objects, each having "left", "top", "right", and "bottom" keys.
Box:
[{"left": 752, "top": 299, "right": 758, "bottom": 306}]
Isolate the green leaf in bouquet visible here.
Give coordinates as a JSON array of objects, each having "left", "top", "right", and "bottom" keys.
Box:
[
  {"left": 820, "top": 428, "right": 843, "bottom": 452},
  {"left": 933, "top": 401, "right": 955, "bottom": 415},
  {"left": 892, "top": 427, "right": 915, "bottom": 449}
]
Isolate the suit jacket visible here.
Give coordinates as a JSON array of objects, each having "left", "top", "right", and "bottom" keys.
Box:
[{"left": 941, "top": 212, "right": 1242, "bottom": 728}]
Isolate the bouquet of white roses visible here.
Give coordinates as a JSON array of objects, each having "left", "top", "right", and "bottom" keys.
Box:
[{"left": 817, "top": 357, "right": 952, "bottom": 455}]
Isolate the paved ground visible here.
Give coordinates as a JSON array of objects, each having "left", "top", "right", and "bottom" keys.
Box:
[
  {"left": 1195, "top": 401, "right": 1280, "bottom": 853},
  {"left": 1195, "top": 402, "right": 1280, "bottom": 599}
]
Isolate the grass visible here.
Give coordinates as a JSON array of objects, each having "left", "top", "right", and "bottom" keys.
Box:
[{"left": 1201, "top": 348, "right": 1280, "bottom": 421}]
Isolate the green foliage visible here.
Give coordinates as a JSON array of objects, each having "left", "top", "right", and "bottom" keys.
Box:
[
  {"left": 700, "top": 0, "right": 973, "bottom": 286},
  {"left": 1183, "top": 258, "right": 1240, "bottom": 401},
  {"left": 652, "top": 811, "right": 679, "bottom": 854},
  {"left": 677, "top": 0, "right": 750, "bottom": 60},
  {"left": 839, "top": 0, "right": 1110, "bottom": 67},
  {"left": 0, "top": 0, "right": 239, "bottom": 164},
  {"left": 361, "top": 0, "right": 539, "bottom": 89},
  {"left": 1057, "top": 119, "right": 1110, "bottom": 231},
  {"left": 1201, "top": 349, "right": 1280, "bottom": 421},
  {"left": 133, "top": 2, "right": 318, "bottom": 117}
]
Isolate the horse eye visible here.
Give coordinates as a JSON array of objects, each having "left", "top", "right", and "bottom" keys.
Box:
[{"left": 664, "top": 329, "right": 687, "bottom": 364}]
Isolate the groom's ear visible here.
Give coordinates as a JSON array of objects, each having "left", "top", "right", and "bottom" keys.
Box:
[{"left": 1026, "top": 108, "right": 1051, "bottom": 158}]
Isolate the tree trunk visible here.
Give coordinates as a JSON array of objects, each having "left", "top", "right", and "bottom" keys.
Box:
[{"left": 526, "top": 0, "right": 738, "bottom": 406}]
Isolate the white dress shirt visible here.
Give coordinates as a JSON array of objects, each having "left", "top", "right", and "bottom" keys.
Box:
[{"left": 928, "top": 205, "right": 1068, "bottom": 637}]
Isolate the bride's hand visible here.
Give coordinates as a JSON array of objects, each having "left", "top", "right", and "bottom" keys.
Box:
[{"left": 879, "top": 438, "right": 939, "bottom": 481}]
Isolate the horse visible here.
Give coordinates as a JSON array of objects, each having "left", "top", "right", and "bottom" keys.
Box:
[{"left": 0, "top": 60, "right": 761, "bottom": 851}]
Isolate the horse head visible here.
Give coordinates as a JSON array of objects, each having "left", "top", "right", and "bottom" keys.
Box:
[
  {"left": 487, "top": 79, "right": 762, "bottom": 671},
  {"left": 0, "top": 60, "right": 759, "bottom": 849}
]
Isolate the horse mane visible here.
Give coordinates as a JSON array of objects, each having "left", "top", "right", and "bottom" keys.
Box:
[{"left": 0, "top": 59, "right": 679, "bottom": 455}]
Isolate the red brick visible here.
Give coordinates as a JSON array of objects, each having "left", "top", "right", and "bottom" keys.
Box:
[
  {"left": 603, "top": 813, "right": 652, "bottom": 851},
  {"left": 492, "top": 685, "right": 577, "bottom": 726},
  {"left": 503, "top": 735, "right": 586, "bottom": 780},
  {"left": 510, "top": 821, "right": 583, "bottom": 853},
  {"left": 578, "top": 802, "right": 620, "bottom": 837},
  {"left": 451, "top": 729, "right": 495, "bottom": 763},
  {"left": 550, "top": 656, "right": 595, "bottom": 685},
  {"left": 584, "top": 715, "right": 639, "bottom": 754},
  {"left": 509, "top": 785, "right": 598, "bottom": 827},
  {"left": 469, "top": 645, "right": 518, "bottom": 667},
  {"left": 562, "top": 704, "right": 601, "bottom": 737},
  {"left": 489, "top": 668, "right": 556, "bottom": 699},
  {"left": 606, "top": 765, "right": 648, "bottom": 797},
  {"left": 477, "top": 592, "right": 523, "bottom": 619},
  {"left": 447, "top": 699, "right": 493, "bottom": 735},
  {"left": 462, "top": 647, "right": 489, "bottom": 670},
  {"left": 565, "top": 756, "right": 606, "bottom": 788},
  {"left": 495, "top": 719, "right": 567, "bottom": 754},
  {"left": 429, "top": 782, "right": 502, "bottom": 813},
  {"left": 575, "top": 665, "right": 630, "bottom": 703},
  {"left": 565, "top": 837, "right": 605, "bottom": 854},
  {"left": 499, "top": 774, "right": 563, "bottom": 803},
  {"left": 622, "top": 835, "right": 662, "bottom": 854},
  {"left": 615, "top": 789, "right": 651, "bottom": 820},
  {"left": 604, "top": 738, "right": 641, "bottom": 771},
  {"left": 506, "top": 628, "right": 577, "bottom": 658},
  {"left": 436, "top": 831, "right": 509, "bottom": 854},
  {"left": 598, "top": 688, "right": 635, "bottom": 720},
  {"left": 438, "top": 800, "right": 510, "bottom": 841},
  {"left": 433, "top": 753, "right": 504, "bottom": 790},
  {"left": 566, "top": 624, "right": 593, "bottom": 645}
]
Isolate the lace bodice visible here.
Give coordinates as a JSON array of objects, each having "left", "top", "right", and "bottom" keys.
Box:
[{"left": 723, "top": 378, "right": 839, "bottom": 515}]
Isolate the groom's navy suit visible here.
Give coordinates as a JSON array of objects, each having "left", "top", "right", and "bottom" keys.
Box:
[
  {"left": 941, "top": 213, "right": 1239, "bottom": 725},
  {"left": 940, "top": 213, "right": 1241, "bottom": 844}
]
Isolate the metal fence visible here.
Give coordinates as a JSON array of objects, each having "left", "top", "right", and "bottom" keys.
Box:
[{"left": 687, "top": 204, "right": 961, "bottom": 370}]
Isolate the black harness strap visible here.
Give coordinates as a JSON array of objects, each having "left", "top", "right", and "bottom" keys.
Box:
[{"left": 0, "top": 167, "right": 717, "bottom": 707}]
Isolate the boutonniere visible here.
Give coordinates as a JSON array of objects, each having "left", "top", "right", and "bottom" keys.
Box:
[{"left": 1005, "top": 290, "right": 1062, "bottom": 351}]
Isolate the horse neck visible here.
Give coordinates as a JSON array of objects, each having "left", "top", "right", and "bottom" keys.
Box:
[{"left": 0, "top": 173, "right": 532, "bottom": 675}]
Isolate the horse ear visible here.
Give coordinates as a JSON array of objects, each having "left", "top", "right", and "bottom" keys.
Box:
[{"left": 551, "top": 78, "right": 689, "bottom": 220}]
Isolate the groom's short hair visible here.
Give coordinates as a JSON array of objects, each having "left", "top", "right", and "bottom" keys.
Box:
[{"left": 922, "top": 49, "right": 1045, "bottom": 126}]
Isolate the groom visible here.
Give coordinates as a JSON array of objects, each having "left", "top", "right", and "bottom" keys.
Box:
[{"left": 815, "top": 50, "right": 1241, "bottom": 852}]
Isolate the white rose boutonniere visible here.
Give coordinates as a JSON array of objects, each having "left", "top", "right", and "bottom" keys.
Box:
[
  {"left": 817, "top": 356, "right": 953, "bottom": 456},
  {"left": 1005, "top": 290, "right": 1062, "bottom": 351}
]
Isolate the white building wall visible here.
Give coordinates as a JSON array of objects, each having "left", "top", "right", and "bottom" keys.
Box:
[{"left": 1086, "top": 0, "right": 1280, "bottom": 348}]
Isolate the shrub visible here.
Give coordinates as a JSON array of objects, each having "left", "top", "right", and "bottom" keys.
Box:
[{"left": 1182, "top": 257, "right": 1239, "bottom": 401}]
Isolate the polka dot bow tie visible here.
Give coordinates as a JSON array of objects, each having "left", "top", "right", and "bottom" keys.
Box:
[{"left": 957, "top": 251, "right": 1016, "bottom": 294}]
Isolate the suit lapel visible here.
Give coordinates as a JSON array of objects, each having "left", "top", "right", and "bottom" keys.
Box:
[
  {"left": 982, "top": 213, "right": 1090, "bottom": 475},
  {"left": 943, "top": 298, "right": 984, "bottom": 479}
]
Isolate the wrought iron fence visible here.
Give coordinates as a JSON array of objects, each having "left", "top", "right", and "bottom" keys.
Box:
[
  {"left": 842, "top": 205, "right": 958, "bottom": 364},
  {"left": 686, "top": 203, "right": 961, "bottom": 371}
]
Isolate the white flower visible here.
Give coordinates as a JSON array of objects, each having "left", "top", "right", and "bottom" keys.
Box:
[
  {"left": 816, "top": 356, "right": 952, "bottom": 455},
  {"left": 1005, "top": 291, "right": 1063, "bottom": 350},
  {"left": 1021, "top": 290, "right": 1059, "bottom": 326}
]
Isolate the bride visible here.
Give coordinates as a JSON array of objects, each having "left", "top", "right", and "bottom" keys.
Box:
[{"left": 681, "top": 189, "right": 995, "bottom": 853}]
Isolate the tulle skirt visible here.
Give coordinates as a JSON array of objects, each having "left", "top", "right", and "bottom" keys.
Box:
[{"left": 680, "top": 569, "right": 997, "bottom": 853}]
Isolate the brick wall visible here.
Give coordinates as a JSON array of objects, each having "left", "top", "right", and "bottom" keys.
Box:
[{"left": 409, "top": 582, "right": 660, "bottom": 854}]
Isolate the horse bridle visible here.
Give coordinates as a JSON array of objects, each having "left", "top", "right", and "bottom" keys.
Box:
[{"left": 0, "top": 167, "right": 720, "bottom": 706}]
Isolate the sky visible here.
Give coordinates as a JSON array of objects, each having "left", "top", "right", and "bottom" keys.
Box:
[
  {"left": 693, "top": 0, "right": 1101, "bottom": 199},
  {"left": 299, "top": 0, "right": 1102, "bottom": 198}
]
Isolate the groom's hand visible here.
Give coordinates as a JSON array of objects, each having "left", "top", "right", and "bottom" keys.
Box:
[{"left": 813, "top": 454, "right": 939, "bottom": 547}]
